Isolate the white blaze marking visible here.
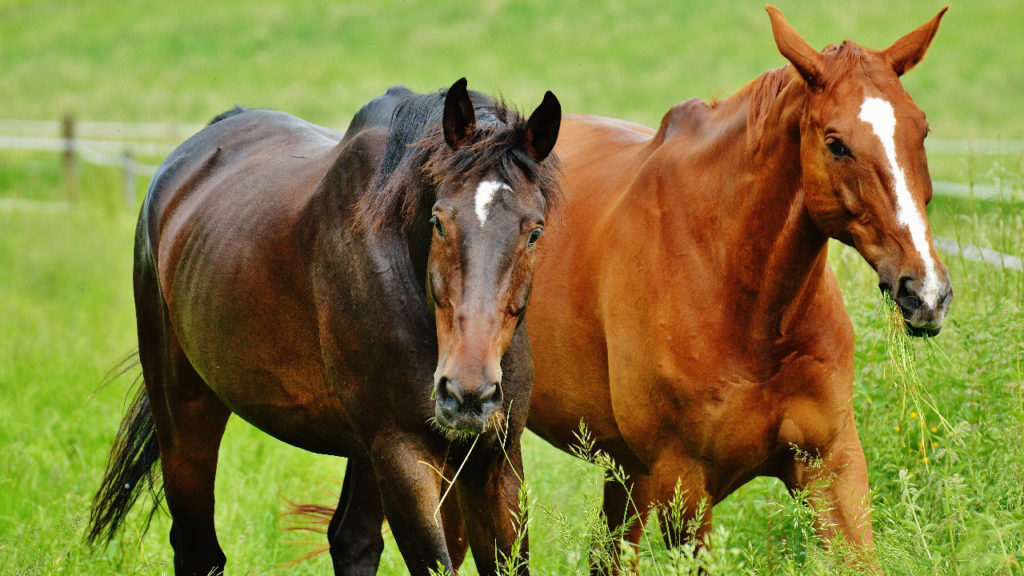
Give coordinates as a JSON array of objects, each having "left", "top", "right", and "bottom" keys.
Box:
[
  {"left": 474, "top": 180, "right": 509, "bottom": 227},
  {"left": 858, "top": 96, "right": 942, "bottom": 306}
]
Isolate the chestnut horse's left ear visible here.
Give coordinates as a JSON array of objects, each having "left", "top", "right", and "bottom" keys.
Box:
[
  {"left": 766, "top": 5, "right": 826, "bottom": 91},
  {"left": 443, "top": 77, "right": 476, "bottom": 149},
  {"left": 524, "top": 91, "right": 561, "bottom": 162},
  {"left": 881, "top": 6, "right": 948, "bottom": 76}
]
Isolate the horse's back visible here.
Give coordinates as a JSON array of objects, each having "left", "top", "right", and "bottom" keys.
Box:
[
  {"left": 558, "top": 113, "right": 655, "bottom": 162},
  {"left": 144, "top": 109, "right": 342, "bottom": 248}
]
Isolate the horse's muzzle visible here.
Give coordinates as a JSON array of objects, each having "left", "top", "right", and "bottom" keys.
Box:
[
  {"left": 882, "top": 274, "right": 953, "bottom": 337},
  {"left": 433, "top": 376, "right": 502, "bottom": 435}
]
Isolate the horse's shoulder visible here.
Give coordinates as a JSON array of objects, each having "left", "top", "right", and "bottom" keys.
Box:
[
  {"left": 335, "top": 124, "right": 388, "bottom": 164},
  {"left": 322, "top": 125, "right": 389, "bottom": 195}
]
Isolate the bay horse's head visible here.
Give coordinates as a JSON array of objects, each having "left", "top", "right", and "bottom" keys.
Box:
[
  {"left": 415, "top": 79, "right": 561, "bottom": 436},
  {"left": 767, "top": 6, "right": 952, "bottom": 336}
]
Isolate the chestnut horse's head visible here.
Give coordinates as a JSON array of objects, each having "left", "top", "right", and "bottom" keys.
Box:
[
  {"left": 424, "top": 79, "right": 561, "bottom": 435},
  {"left": 767, "top": 6, "right": 952, "bottom": 336}
]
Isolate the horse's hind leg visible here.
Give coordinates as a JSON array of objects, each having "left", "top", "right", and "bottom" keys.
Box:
[
  {"left": 327, "top": 457, "right": 385, "bottom": 576},
  {"left": 594, "top": 474, "right": 653, "bottom": 575},
  {"left": 157, "top": 370, "right": 230, "bottom": 576},
  {"left": 136, "top": 262, "right": 231, "bottom": 575}
]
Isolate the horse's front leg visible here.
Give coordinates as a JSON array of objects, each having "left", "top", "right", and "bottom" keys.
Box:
[
  {"left": 783, "top": 414, "right": 880, "bottom": 573},
  {"left": 327, "top": 456, "right": 386, "bottom": 576},
  {"left": 371, "top": 434, "right": 454, "bottom": 576},
  {"left": 452, "top": 438, "right": 529, "bottom": 576}
]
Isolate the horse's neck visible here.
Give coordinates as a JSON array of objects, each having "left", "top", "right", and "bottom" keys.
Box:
[
  {"left": 741, "top": 73, "right": 832, "bottom": 339},
  {"left": 658, "top": 70, "right": 831, "bottom": 339}
]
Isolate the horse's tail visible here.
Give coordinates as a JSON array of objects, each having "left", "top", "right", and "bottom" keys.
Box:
[
  {"left": 278, "top": 499, "right": 335, "bottom": 564},
  {"left": 85, "top": 353, "right": 164, "bottom": 546}
]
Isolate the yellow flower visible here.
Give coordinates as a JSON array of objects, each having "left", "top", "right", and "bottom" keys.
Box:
[
  {"left": 910, "top": 412, "right": 918, "bottom": 419},
  {"left": 930, "top": 427, "right": 938, "bottom": 433},
  {"left": 921, "top": 456, "right": 930, "bottom": 463},
  {"left": 895, "top": 425, "right": 901, "bottom": 432},
  {"left": 932, "top": 442, "right": 938, "bottom": 448}
]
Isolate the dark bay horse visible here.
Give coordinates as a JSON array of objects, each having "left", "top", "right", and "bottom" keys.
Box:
[
  {"left": 85, "top": 78, "right": 561, "bottom": 576},
  {"left": 519, "top": 6, "right": 952, "bottom": 571}
]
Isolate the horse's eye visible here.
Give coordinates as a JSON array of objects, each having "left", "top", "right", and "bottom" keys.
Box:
[
  {"left": 430, "top": 215, "right": 445, "bottom": 238},
  {"left": 826, "top": 137, "right": 850, "bottom": 159},
  {"left": 527, "top": 227, "right": 543, "bottom": 247}
]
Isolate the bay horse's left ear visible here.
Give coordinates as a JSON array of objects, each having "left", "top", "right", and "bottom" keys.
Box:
[
  {"left": 443, "top": 77, "right": 476, "bottom": 149},
  {"left": 524, "top": 91, "right": 561, "bottom": 162},
  {"left": 881, "top": 6, "right": 948, "bottom": 76}
]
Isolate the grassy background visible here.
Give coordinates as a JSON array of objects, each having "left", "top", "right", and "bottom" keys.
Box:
[{"left": 1, "top": 1, "right": 1022, "bottom": 574}]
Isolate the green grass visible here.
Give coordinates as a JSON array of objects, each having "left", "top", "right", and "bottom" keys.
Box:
[
  {"left": 1, "top": 0, "right": 1022, "bottom": 137},
  {"left": 1, "top": 0, "right": 1023, "bottom": 574}
]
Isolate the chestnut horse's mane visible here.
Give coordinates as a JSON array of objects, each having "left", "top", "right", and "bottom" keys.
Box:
[
  {"left": 744, "top": 41, "right": 866, "bottom": 148},
  {"left": 356, "top": 89, "right": 560, "bottom": 234}
]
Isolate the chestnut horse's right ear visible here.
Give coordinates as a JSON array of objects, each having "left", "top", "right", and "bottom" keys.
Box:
[
  {"left": 443, "top": 77, "right": 476, "bottom": 150},
  {"left": 524, "top": 91, "right": 561, "bottom": 162},
  {"left": 766, "top": 5, "right": 825, "bottom": 91},
  {"left": 881, "top": 6, "right": 948, "bottom": 76}
]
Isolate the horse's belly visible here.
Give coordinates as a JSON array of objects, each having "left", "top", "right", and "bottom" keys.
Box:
[
  {"left": 184, "top": 340, "right": 362, "bottom": 456},
  {"left": 163, "top": 251, "right": 363, "bottom": 456},
  {"left": 525, "top": 299, "right": 631, "bottom": 466}
]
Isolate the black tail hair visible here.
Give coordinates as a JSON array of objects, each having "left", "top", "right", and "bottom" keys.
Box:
[{"left": 85, "top": 355, "right": 164, "bottom": 546}]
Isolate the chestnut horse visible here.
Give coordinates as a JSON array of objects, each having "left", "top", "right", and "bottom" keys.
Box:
[
  {"left": 522, "top": 6, "right": 953, "bottom": 570},
  {"left": 85, "top": 78, "right": 561, "bottom": 576}
]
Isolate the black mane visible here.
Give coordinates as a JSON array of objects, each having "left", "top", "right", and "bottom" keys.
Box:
[
  {"left": 207, "top": 105, "right": 248, "bottom": 126},
  {"left": 356, "top": 86, "right": 560, "bottom": 233}
]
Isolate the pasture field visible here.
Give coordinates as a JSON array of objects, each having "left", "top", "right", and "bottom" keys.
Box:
[{"left": 1, "top": 1, "right": 1022, "bottom": 574}]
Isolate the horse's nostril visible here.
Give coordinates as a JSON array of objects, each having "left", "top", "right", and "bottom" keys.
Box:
[
  {"left": 895, "top": 277, "right": 923, "bottom": 312},
  {"left": 878, "top": 282, "right": 893, "bottom": 296},
  {"left": 478, "top": 381, "right": 499, "bottom": 403},
  {"left": 442, "top": 377, "right": 464, "bottom": 406},
  {"left": 901, "top": 295, "right": 922, "bottom": 311}
]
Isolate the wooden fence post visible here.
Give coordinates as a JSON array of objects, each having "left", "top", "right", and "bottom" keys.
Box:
[
  {"left": 122, "top": 149, "right": 136, "bottom": 208},
  {"left": 62, "top": 114, "right": 78, "bottom": 202}
]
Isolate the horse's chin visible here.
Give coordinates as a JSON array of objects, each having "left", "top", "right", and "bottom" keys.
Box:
[
  {"left": 905, "top": 322, "right": 941, "bottom": 338},
  {"left": 430, "top": 411, "right": 496, "bottom": 443}
]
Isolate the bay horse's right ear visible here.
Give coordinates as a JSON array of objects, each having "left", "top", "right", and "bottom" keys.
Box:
[
  {"left": 443, "top": 77, "right": 476, "bottom": 150},
  {"left": 766, "top": 5, "right": 825, "bottom": 91},
  {"left": 524, "top": 91, "right": 561, "bottom": 163}
]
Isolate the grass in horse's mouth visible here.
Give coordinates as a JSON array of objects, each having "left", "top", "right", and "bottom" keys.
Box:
[{"left": 880, "top": 294, "right": 954, "bottom": 467}]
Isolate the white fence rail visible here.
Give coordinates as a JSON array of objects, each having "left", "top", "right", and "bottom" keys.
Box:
[
  {"left": 0, "top": 117, "right": 205, "bottom": 204},
  {"left": 0, "top": 119, "right": 203, "bottom": 143},
  {"left": 2, "top": 118, "right": 1021, "bottom": 270},
  {"left": 0, "top": 118, "right": 1022, "bottom": 205}
]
